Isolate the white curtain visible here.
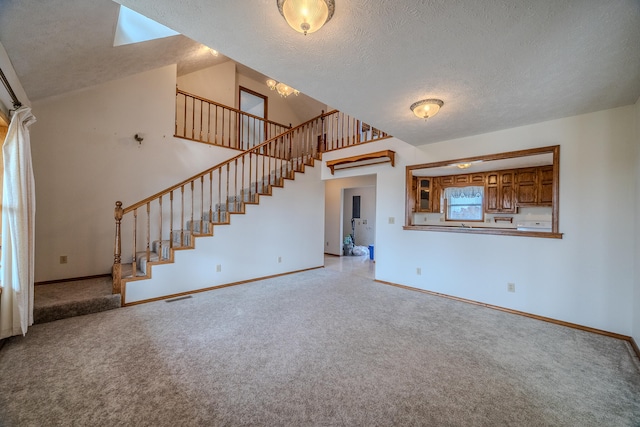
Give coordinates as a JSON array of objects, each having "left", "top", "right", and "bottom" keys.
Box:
[{"left": 0, "top": 106, "right": 36, "bottom": 339}]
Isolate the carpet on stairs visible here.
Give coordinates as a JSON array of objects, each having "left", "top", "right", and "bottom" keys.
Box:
[{"left": 34, "top": 276, "right": 120, "bottom": 324}]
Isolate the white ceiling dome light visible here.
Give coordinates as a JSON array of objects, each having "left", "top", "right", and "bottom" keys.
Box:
[
  {"left": 277, "top": 0, "right": 335, "bottom": 35},
  {"left": 410, "top": 99, "right": 444, "bottom": 120}
]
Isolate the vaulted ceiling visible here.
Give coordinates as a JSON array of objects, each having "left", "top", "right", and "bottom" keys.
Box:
[{"left": 1, "top": 0, "right": 639, "bottom": 145}]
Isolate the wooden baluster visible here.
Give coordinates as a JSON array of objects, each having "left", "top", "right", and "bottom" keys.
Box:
[
  {"left": 241, "top": 156, "right": 245, "bottom": 205},
  {"left": 132, "top": 208, "right": 138, "bottom": 276},
  {"left": 209, "top": 171, "right": 213, "bottom": 225},
  {"left": 225, "top": 163, "right": 230, "bottom": 214},
  {"left": 158, "top": 196, "right": 163, "bottom": 260},
  {"left": 263, "top": 144, "right": 268, "bottom": 186},
  {"left": 170, "top": 191, "right": 174, "bottom": 250},
  {"left": 207, "top": 102, "right": 211, "bottom": 143},
  {"left": 113, "top": 201, "right": 123, "bottom": 294},
  {"left": 200, "top": 176, "right": 204, "bottom": 234},
  {"left": 214, "top": 105, "right": 219, "bottom": 145},
  {"left": 190, "top": 181, "right": 194, "bottom": 241},
  {"left": 234, "top": 159, "right": 238, "bottom": 211},
  {"left": 221, "top": 108, "right": 225, "bottom": 147},
  {"left": 180, "top": 185, "right": 185, "bottom": 246},
  {"left": 191, "top": 96, "right": 195, "bottom": 140},
  {"left": 175, "top": 92, "right": 179, "bottom": 138},
  {"left": 199, "top": 99, "right": 204, "bottom": 141},
  {"left": 183, "top": 94, "right": 187, "bottom": 139},
  {"left": 340, "top": 112, "right": 344, "bottom": 148},
  {"left": 249, "top": 151, "right": 255, "bottom": 195},
  {"left": 146, "top": 202, "right": 151, "bottom": 264},
  {"left": 218, "top": 168, "right": 222, "bottom": 222},
  {"left": 356, "top": 120, "right": 361, "bottom": 144},
  {"left": 336, "top": 113, "right": 340, "bottom": 149}
]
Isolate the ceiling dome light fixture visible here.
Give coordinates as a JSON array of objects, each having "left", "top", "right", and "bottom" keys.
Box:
[
  {"left": 410, "top": 99, "right": 444, "bottom": 120},
  {"left": 277, "top": 0, "right": 335, "bottom": 35},
  {"left": 266, "top": 79, "right": 300, "bottom": 97}
]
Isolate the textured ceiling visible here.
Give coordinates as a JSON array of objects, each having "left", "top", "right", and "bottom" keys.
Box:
[
  {"left": 1, "top": 0, "right": 639, "bottom": 145},
  {"left": 0, "top": 0, "right": 226, "bottom": 101}
]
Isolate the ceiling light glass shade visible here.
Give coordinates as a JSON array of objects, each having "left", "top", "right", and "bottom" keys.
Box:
[
  {"left": 275, "top": 82, "right": 299, "bottom": 97},
  {"left": 266, "top": 79, "right": 300, "bottom": 97},
  {"left": 410, "top": 99, "right": 444, "bottom": 119},
  {"left": 277, "top": 0, "right": 335, "bottom": 35}
]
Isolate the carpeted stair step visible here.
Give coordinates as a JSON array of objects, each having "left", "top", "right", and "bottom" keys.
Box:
[{"left": 33, "top": 277, "right": 121, "bottom": 324}]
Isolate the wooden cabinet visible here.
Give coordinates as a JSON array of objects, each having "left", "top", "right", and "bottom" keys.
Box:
[
  {"left": 414, "top": 177, "right": 443, "bottom": 213},
  {"left": 416, "top": 166, "right": 552, "bottom": 215},
  {"left": 485, "top": 170, "right": 516, "bottom": 213},
  {"left": 538, "top": 166, "right": 554, "bottom": 205},
  {"left": 431, "top": 178, "right": 442, "bottom": 213},
  {"left": 516, "top": 166, "right": 554, "bottom": 207}
]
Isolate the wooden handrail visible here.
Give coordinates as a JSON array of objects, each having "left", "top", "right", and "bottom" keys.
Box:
[
  {"left": 175, "top": 89, "right": 292, "bottom": 150},
  {"left": 177, "top": 89, "right": 290, "bottom": 130},
  {"left": 114, "top": 102, "right": 393, "bottom": 296},
  {"left": 124, "top": 110, "right": 328, "bottom": 214}
]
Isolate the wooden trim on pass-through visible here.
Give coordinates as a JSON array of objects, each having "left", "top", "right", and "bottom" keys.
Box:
[
  {"left": 123, "top": 266, "right": 324, "bottom": 307},
  {"left": 376, "top": 279, "right": 640, "bottom": 361}
]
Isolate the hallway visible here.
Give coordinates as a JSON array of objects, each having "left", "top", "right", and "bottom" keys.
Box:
[{"left": 324, "top": 254, "right": 374, "bottom": 280}]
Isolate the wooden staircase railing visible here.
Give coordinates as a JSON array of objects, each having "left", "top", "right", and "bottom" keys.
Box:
[
  {"left": 113, "top": 109, "right": 391, "bottom": 295},
  {"left": 175, "top": 89, "right": 291, "bottom": 150}
]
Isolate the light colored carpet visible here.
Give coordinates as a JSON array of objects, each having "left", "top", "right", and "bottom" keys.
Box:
[{"left": 1, "top": 268, "right": 639, "bottom": 426}]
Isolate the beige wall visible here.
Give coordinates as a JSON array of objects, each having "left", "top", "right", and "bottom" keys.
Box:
[
  {"left": 30, "top": 65, "right": 239, "bottom": 281},
  {"left": 177, "top": 61, "right": 237, "bottom": 108},
  {"left": 177, "top": 61, "right": 326, "bottom": 128},
  {"left": 323, "top": 105, "right": 638, "bottom": 337}
]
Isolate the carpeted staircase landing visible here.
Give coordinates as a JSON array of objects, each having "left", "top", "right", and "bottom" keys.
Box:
[{"left": 33, "top": 276, "right": 120, "bottom": 324}]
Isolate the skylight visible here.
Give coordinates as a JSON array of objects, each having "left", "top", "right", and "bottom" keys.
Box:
[{"left": 113, "top": 5, "right": 179, "bottom": 47}]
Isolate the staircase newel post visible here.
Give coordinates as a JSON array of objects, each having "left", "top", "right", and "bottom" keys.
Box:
[{"left": 113, "top": 201, "right": 124, "bottom": 295}]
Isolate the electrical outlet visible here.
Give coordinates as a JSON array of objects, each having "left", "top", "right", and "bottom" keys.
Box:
[
  {"left": 416, "top": 267, "right": 422, "bottom": 275},
  {"left": 278, "top": 256, "right": 282, "bottom": 263},
  {"left": 388, "top": 217, "right": 395, "bottom": 224},
  {"left": 326, "top": 241, "right": 329, "bottom": 246},
  {"left": 216, "top": 264, "right": 221, "bottom": 272},
  {"left": 507, "top": 282, "right": 516, "bottom": 292},
  {"left": 60, "top": 256, "right": 68, "bottom": 264}
]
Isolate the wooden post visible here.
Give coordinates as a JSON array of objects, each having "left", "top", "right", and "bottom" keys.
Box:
[{"left": 112, "top": 201, "right": 123, "bottom": 294}]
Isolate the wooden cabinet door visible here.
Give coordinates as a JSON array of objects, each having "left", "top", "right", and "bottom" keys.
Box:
[
  {"left": 455, "top": 174, "right": 469, "bottom": 184},
  {"left": 516, "top": 168, "right": 538, "bottom": 206},
  {"left": 486, "top": 185, "right": 499, "bottom": 211},
  {"left": 471, "top": 174, "right": 485, "bottom": 184},
  {"left": 500, "top": 171, "right": 516, "bottom": 212},
  {"left": 417, "top": 178, "right": 431, "bottom": 211},
  {"left": 431, "top": 179, "right": 441, "bottom": 213},
  {"left": 538, "top": 166, "right": 554, "bottom": 205},
  {"left": 440, "top": 176, "right": 454, "bottom": 185},
  {"left": 485, "top": 173, "right": 499, "bottom": 212}
]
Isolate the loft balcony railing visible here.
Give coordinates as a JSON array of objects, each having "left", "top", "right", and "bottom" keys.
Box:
[
  {"left": 175, "top": 88, "right": 390, "bottom": 153},
  {"left": 175, "top": 89, "right": 291, "bottom": 150}
]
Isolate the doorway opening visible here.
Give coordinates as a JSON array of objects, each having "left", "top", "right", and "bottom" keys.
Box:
[{"left": 238, "top": 86, "right": 267, "bottom": 148}]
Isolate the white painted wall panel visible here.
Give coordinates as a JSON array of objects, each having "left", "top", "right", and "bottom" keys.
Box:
[
  {"left": 323, "top": 106, "right": 637, "bottom": 336},
  {"left": 125, "top": 165, "right": 324, "bottom": 303},
  {"left": 30, "top": 65, "right": 239, "bottom": 281}
]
